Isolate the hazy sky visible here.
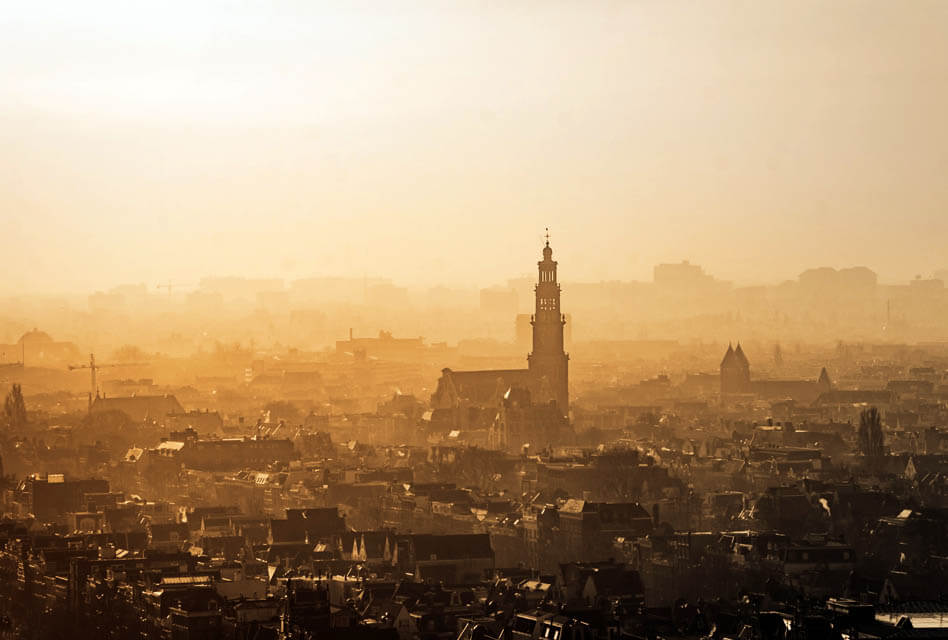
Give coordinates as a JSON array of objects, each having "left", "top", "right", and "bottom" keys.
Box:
[{"left": 2, "top": 0, "right": 947, "bottom": 294}]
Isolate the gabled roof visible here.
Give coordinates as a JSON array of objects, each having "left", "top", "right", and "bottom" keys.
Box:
[
  {"left": 269, "top": 509, "right": 345, "bottom": 544},
  {"left": 438, "top": 368, "right": 533, "bottom": 405},
  {"left": 91, "top": 395, "right": 185, "bottom": 422}
]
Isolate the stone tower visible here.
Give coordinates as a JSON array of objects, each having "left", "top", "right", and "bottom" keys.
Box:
[{"left": 528, "top": 237, "right": 569, "bottom": 415}]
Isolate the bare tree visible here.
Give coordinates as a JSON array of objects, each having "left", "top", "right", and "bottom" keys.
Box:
[{"left": 858, "top": 406, "right": 885, "bottom": 458}]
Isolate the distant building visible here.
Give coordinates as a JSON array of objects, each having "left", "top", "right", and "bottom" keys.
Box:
[
  {"left": 405, "top": 533, "right": 494, "bottom": 583},
  {"left": 798, "top": 266, "right": 878, "bottom": 293},
  {"left": 653, "top": 260, "right": 716, "bottom": 289},
  {"left": 25, "top": 474, "right": 110, "bottom": 522},
  {"left": 720, "top": 343, "right": 751, "bottom": 395},
  {"left": 558, "top": 500, "right": 653, "bottom": 562},
  {"left": 720, "top": 343, "right": 832, "bottom": 404},
  {"left": 0, "top": 329, "right": 80, "bottom": 366},
  {"left": 165, "top": 410, "right": 224, "bottom": 434},
  {"left": 164, "top": 427, "right": 297, "bottom": 472},
  {"left": 335, "top": 330, "right": 425, "bottom": 362},
  {"left": 90, "top": 394, "right": 185, "bottom": 423}
]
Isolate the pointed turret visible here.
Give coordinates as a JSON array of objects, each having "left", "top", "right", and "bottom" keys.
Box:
[
  {"left": 818, "top": 367, "right": 833, "bottom": 389},
  {"left": 734, "top": 342, "right": 750, "bottom": 368},
  {"left": 721, "top": 343, "right": 735, "bottom": 368},
  {"left": 721, "top": 341, "right": 751, "bottom": 397}
]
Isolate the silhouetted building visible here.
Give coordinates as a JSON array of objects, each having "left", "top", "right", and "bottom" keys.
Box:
[
  {"left": 720, "top": 343, "right": 832, "bottom": 403},
  {"left": 0, "top": 329, "right": 80, "bottom": 365},
  {"left": 431, "top": 239, "right": 570, "bottom": 448},
  {"left": 528, "top": 240, "right": 570, "bottom": 414},
  {"left": 90, "top": 394, "right": 185, "bottom": 423},
  {"left": 720, "top": 343, "right": 751, "bottom": 396},
  {"left": 27, "top": 474, "right": 109, "bottom": 522}
]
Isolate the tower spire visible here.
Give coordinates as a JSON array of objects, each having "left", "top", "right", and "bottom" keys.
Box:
[{"left": 529, "top": 235, "right": 568, "bottom": 415}]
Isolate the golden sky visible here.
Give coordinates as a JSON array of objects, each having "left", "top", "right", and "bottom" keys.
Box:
[{"left": 2, "top": 0, "right": 947, "bottom": 294}]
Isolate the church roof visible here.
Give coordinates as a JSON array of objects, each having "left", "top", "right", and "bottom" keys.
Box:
[
  {"left": 721, "top": 344, "right": 735, "bottom": 367},
  {"left": 441, "top": 368, "right": 533, "bottom": 405},
  {"left": 722, "top": 343, "right": 750, "bottom": 369},
  {"left": 734, "top": 343, "right": 750, "bottom": 366}
]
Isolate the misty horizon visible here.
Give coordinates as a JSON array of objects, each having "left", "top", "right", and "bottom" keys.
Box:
[
  {"left": 4, "top": 1, "right": 948, "bottom": 294},
  {"left": 2, "top": 251, "right": 947, "bottom": 299},
  {"left": 2, "top": 5, "right": 948, "bottom": 638}
]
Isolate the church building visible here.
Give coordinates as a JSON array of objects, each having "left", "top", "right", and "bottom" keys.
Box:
[
  {"left": 431, "top": 238, "right": 570, "bottom": 450},
  {"left": 720, "top": 342, "right": 832, "bottom": 405}
]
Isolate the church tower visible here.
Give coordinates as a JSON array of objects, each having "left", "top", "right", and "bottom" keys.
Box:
[
  {"left": 720, "top": 342, "right": 751, "bottom": 396},
  {"left": 528, "top": 234, "right": 569, "bottom": 415}
]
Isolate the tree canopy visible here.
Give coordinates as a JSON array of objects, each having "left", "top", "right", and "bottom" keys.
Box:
[
  {"left": 3, "top": 384, "right": 27, "bottom": 428},
  {"left": 858, "top": 406, "right": 885, "bottom": 458}
]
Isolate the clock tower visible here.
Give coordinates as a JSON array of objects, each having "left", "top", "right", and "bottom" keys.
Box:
[{"left": 528, "top": 233, "right": 569, "bottom": 415}]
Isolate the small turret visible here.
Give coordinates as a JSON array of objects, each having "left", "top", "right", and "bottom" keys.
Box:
[
  {"left": 721, "top": 343, "right": 735, "bottom": 368},
  {"left": 734, "top": 342, "right": 749, "bottom": 368},
  {"left": 721, "top": 341, "right": 751, "bottom": 396}
]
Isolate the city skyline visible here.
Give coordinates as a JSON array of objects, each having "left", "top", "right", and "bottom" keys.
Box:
[
  {"left": 1, "top": 3, "right": 947, "bottom": 636},
  {"left": 2, "top": 245, "right": 947, "bottom": 299},
  {"left": 3, "top": 1, "right": 948, "bottom": 294}
]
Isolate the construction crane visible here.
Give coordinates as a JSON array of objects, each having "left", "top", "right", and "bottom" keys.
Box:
[
  {"left": 156, "top": 282, "right": 194, "bottom": 297},
  {"left": 68, "top": 353, "right": 148, "bottom": 412}
]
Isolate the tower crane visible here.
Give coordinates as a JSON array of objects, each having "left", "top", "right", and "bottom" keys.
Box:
[
  {"left": 156, "top": 282, "right": 195, "bottom": 297},
  {"left": 68, "top": 353, "right": 148, "bottom": 412}
]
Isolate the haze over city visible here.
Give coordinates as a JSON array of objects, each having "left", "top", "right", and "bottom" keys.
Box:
[
  {"left": 4, "top": 0, "right": 948, "bottom": 294},
  {"left": 2, "top": 3, "right": 948, "bottom": 640}
]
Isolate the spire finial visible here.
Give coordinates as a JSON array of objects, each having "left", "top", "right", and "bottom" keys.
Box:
[{"left": 544, "top": 227, "right": 550, "bottom": 247}]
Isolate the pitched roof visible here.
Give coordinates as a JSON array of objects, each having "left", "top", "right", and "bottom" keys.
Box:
[
  {"left": 441, "top": 369, "right": 533, "bottom": 405},
  {"left": 269, "top": 509, "right": 345, "bottom": 543},
  {"left": 91, "top": 395, "right": 185, "bottom": 422}
]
